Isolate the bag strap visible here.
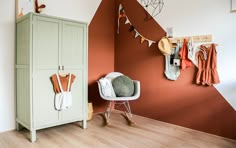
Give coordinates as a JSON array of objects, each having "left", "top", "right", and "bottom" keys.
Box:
[
  {"left": 67, "top": 73, "right": 72, "bottom": 92},
  {"left": 56, "top": 73, "right": 64, "bottom": 93}
]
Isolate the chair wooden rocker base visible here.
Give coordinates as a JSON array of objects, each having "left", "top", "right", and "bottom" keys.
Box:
[{"left": 104, "top": 101, "right": 136, "bottom": 125}]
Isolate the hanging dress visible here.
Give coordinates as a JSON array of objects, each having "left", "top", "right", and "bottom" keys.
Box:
[
  {"left": 179, "top": 39, "right": 192, "bottom": 70},
  {"left": 196, "top": 44, "right": 220, "bottom": 86}
]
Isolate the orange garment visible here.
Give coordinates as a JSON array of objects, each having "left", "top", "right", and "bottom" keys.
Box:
[
  {"left": 179, "top": 39, "right": 192, "bottom": 70},
  {"left": 51, "top": 74, "right": 76, "bottom": 93},
  {"left": 196, "top": 44, "right": 220, "bottom": 86}
]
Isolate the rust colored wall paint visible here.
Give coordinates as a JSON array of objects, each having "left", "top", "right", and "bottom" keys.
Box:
[
  {"left": 88, "top": 0, "right": 115, "bottom": 112},
  {"left": 115, "top": 0, "right": 236, "bottom": 140}
]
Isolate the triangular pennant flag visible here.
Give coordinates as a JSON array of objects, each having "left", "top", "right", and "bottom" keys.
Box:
[
  {"left": 117, "top": 4, "right": 123, "bottom": 34},
  {"left": 129, "top": 25, "right": 134, "bottom": 32},
  {"left": 141, "top": 37, "right": 146, "bottom": 43},
  {"left": 118, "top": 4, "right": 123, "bottom": 13},
  {"left": 122, "top": 11, "right": 126, "bottom": 17},
  {"left": 134, "top": 30, "right": 139, "bottom": 38},
  {"left": 125, "top": 17, "right": 130, "bottom": 24},
  {"left": 148, "top": 40, "right": 153, "bottom": 47},
  {"left": 118, "top": 14, "right": 123, "bottom": 19}
]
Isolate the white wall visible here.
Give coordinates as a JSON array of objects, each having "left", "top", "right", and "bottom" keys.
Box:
[
  {"left": 0, "top": 0, "right": 101, "bottom": 133},
  {"left": 139, "top": 0, "right": 236, "bottom": 110},
  {"left": 17, "top": 0, "right": 101, "bottom": 24},
  {"left": 0, "top": 0, "right": 16, "bottom": 132},
  {"left": 38, "top": 0, "right": 101, "bottom": 24}
]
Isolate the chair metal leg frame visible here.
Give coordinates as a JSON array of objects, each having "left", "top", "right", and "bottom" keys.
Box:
[
  {"left": 124, "top": 101, "right": 132, "bottom": 117},
  {"left": 123, "top": 101, "right": 136, "bottom": 124},
  {"left": 104, "top": 100, "right": 135, "bottom": 125},
  {"left": 104, "top": 101, "right": 114, "bottom": 124}
]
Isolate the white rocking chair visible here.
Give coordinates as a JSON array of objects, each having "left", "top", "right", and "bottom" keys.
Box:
[{"left": 97, "top": 72, "right": 140, "bottom": 125}]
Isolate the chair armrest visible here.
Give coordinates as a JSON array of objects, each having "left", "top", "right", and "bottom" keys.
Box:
[{"left": 132, "top": 80, "right": 141, "bottom": 98}]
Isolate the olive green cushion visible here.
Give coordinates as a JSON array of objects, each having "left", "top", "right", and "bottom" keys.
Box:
[{"left": 112, "top": 75, "right": 134, "bottom": 97}]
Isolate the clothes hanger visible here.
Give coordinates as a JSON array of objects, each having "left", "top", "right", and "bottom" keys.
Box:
[
  {"left": 58, "top": 66, "right": 69, "bottom": 77},
  {"left": 59, "top": 73, "right": 69, "bottom": 77}
]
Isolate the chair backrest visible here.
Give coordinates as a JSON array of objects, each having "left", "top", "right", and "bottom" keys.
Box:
[{"left": 105, "top": 72, "right": 123, "bottom": 80}]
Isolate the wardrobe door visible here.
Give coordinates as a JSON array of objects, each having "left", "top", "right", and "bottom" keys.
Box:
[
  {"left": 61, "top": 21, "right": 86, "bottom": 69},
  {"left": 60, "top": 69, "right": 85, "bottom": 121},
  {"left": 32, "top": 16, "right": 60, "bottom": 128},
  {"left": 60, "top": 21, "right": 87, "bottom": 121}
]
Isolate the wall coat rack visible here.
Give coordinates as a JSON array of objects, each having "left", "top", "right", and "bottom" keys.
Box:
[
  {"left": 169, "top": 34, "right": 218, "bottom": 47},
  {"left": 169, "top": 35, "right": 212, "bottom": 43}
]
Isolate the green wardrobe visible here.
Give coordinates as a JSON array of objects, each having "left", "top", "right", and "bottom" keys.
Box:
[{"left": 16, "top": 13, "right": 88, "bottom": 142}]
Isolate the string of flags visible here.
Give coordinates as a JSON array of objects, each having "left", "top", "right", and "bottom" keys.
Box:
[{"left": 117, "top": 4, "right": 156, "bottom": 47}]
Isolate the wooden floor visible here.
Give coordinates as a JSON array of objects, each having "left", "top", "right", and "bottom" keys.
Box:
[{"left": 1, "top": 111, "right": 236, "bottom": 148}]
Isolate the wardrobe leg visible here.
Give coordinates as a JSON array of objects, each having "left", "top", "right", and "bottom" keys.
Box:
[
  {"left": 16, "top": 122, "right": 24, "bottom": 131},
  {"left": 30, "top": 130, "right": 37, "bottom": 142},
  {"left": 82, "top": 120, "right": 87, "bottom": 129}
]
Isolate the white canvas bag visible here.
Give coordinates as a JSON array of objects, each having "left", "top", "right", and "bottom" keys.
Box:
[{"left": 55, "top": 73, "right": 72, "bottom": 111}]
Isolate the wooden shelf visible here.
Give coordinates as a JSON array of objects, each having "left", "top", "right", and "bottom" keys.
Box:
[{"left": 169, "top": 35, "right": 212, "bottom": 43}]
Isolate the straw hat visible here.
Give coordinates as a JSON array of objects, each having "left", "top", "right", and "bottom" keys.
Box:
[{"left": 158, "top": 37, "right": 172, "bottom": 55}]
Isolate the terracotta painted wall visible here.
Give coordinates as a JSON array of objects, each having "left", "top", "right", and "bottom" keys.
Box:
[
  {"left": 88, "top": 0, "right": 115, "bottom": 112},
  {"left": 89, "top": 0, "right": 236, "bottom": 140},
  {"left": 115, "top": 0, "right": 236, "bottom": 140}
]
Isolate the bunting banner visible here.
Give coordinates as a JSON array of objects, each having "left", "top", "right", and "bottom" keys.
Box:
[{"left": 117, "top": 4, "right": 156, "bottom": 47}]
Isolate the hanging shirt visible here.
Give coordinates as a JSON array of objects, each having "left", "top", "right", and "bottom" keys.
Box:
[
  {"left": 187, "top": 37, "right": 197, "bottom": 66},
  {"left": 196, "top": 44, "right": 220, "bottom": 86},
  {"left": 51, "top": 74, "right": 76, "bottom": 93},
  {"left": 187, "top": 38, "right": 194, "bottom": 58},
  {"left": 179, "top": 39, "right": 192, "bottom": 70}
]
